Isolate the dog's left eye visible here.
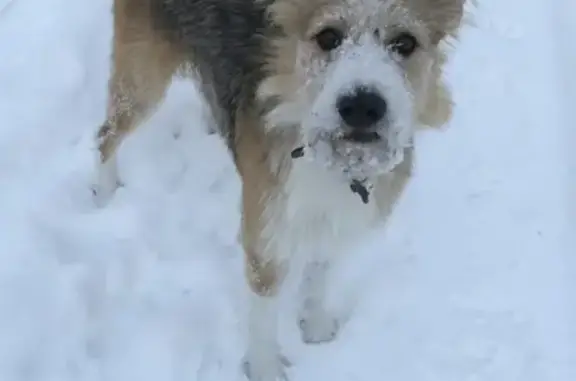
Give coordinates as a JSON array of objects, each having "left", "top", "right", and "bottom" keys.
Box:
[
  {"left": 388, "top": 32, "right": 419, "bottom": 58},
  {"left": 314, "top": 27, "right": 344, "bottom": 52}
]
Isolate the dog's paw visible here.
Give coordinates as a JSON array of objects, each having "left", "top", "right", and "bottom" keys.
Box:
[
  {"left": 91, "top": 184, "right": 116, "bottom": 208},
  {"left": 242, "top": 353, "right": 291, "bottom": 381},
  {"left": 92, "top": 159, "right": 122, "bottom": 207},
  {"left": 298, "top": 311, "right": 340, "bottom": 345},
  {"left": 91, "top": 178, "right": 123, "bottom": 208}
]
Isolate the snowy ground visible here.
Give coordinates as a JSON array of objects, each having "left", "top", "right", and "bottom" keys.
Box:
[{"left": 0, "top": 0, "right": 573, "bottom": 380}]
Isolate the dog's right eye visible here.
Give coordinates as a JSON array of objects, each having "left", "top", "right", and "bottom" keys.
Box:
[
  {"left": 314, "top": 27, "right": 344, "bottom": 52},
  {"left": 388, "top": 32, "right": 419, "bottom": 58}
]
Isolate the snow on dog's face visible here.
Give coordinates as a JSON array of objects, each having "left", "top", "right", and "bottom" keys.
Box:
[{"left": 259, "top": 0, "right": 464, "bottom": 178}]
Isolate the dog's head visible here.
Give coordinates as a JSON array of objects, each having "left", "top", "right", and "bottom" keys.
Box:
[{"left": 259, "top": 0, "right": 465, "bottom": 179}]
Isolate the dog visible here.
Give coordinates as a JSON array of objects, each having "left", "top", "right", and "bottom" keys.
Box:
[{"left": 92, "top": 0, "right": 466, "bottom": 380}]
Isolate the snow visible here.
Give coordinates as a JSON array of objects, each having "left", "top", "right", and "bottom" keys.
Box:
[{"left": 0, "top": 0, "right": 573, "bottom": 380}]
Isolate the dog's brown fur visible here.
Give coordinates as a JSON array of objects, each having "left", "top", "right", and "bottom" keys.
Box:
[{"left": 97, "top": 0, "right": 182, "bottom": 165}]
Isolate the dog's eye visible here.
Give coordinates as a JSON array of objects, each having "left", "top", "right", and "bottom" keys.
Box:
[
  {"left": 314, "top": 27, "right": 344, "bottom": 52},
  {"left": 388, "top": 32, "right": 419, "bottom": 58}
]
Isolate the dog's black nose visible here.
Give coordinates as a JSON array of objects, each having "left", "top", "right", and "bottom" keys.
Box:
[{"left": 336, "top": 88, "right": 387, "bottom": 129}]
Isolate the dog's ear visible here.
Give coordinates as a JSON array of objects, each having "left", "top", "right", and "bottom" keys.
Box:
[{"left": 406, "top": 0, "right": 465, "bottom": 43}]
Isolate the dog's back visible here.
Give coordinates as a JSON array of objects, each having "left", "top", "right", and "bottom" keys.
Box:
[{"left": 117, "top": 0, "right": 276, "bottom": 147}]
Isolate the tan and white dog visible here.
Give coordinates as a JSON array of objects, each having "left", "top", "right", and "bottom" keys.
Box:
[{"left": 92, "top": 0, "right": 467, "bottom": 380}]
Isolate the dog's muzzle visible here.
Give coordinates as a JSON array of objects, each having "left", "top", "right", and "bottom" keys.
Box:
[{"left": 291, "top": 84, "right": 409, "bottom": 202}]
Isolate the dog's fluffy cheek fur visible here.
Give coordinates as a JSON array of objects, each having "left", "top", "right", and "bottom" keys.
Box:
[
  {"left": 403, "top": 45, "right": 454, "bottom": 129},
  {"left": 257, "top": 37, "right": 327, "bottom": 134}
]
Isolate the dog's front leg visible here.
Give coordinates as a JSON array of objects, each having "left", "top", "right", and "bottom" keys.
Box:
[
  {"left": 235, "top": 110, "right": 292, "bottom": 380},
  {"left": 297, "top": 258, "right": 341, "bottom": 344},
  {"left": 243, "top": 251, "right": 290, "bottom": 381}
]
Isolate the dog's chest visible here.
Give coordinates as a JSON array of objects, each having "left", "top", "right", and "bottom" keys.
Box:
[{"left": 263, "top": 162, "right": 382, "bottom": 259}]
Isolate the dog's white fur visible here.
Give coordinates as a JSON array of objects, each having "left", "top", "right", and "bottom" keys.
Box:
[{"left": 247, "top": 153, "right": 411, "bottom": 380}]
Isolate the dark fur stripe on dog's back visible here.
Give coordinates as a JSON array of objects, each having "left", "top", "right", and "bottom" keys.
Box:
[{"left": 153, "top": 0, "right": 281, "bottom": 151}]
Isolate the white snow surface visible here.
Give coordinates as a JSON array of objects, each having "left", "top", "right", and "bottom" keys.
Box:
[{"left": 0, "top": 0, "right": 574, "bottom": 380}]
